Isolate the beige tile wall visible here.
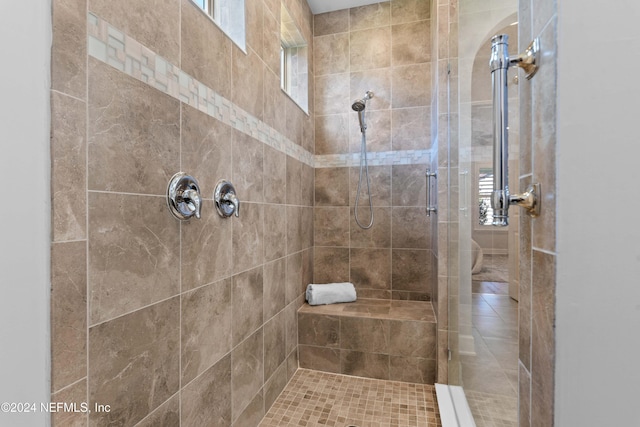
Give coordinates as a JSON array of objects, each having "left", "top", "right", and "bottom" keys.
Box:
[
  {"left": 50, "top": 0, "right": 314, "bottom": 425},
  {"left": 313, "top": 0, "right": 437, "bottom": 303},
  {"left": 518, "top": 0, "right": 558, "bottom": 425}
]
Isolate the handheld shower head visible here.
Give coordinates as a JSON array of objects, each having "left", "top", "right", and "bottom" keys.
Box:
[
  {"left": 351, "top": 91, "right": 374, "bottom": 132},
  {"left": 351, "top": 91, "right": 374, "bottom": 111},
  {"left": 352, "top": 90, "right": 375, "bottom": 229},
  {"left": 351, "top": 100, "right": 366, "bottom": 112}
]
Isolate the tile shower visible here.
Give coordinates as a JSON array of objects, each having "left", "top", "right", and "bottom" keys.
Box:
[
  {"left": 48, "top": 0, "right": 471, "bottom": 426},
  {"left": 49, "top": 0, "right": 558, "bottom": 426}
]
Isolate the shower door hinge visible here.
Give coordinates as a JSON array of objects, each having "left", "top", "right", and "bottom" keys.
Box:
[
  {"left": 448, "top": 349, "right": 452, "bottom": 361},
  {"left": 447, "top": 63, "right": 451, "bottom": 75}
]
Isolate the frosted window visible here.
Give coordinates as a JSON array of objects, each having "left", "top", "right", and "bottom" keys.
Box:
[
  {"left": 280, "top": 4, "right": 308, "bottom": 113},
  {"left": 191, "top": 0, "right": 245, "bottom": 51}
]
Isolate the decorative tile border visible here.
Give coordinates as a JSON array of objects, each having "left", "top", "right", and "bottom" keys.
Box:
[
  {"left": 87, "top": 13, "right": 314, "bottom": 167},
  {"left": 315, "top": 149, "right": 432, "bottom": 168},
  {"left": 87, "top": 13, "right": 432, "bottom": 170}
]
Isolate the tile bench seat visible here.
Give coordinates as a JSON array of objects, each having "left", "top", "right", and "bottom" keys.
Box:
[{"left": 297, "top": 298, "right": 437, "bottom": 384}]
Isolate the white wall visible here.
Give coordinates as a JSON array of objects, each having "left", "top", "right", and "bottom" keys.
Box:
[
  {"left": 0, "top": 2, "right": 51, "bottom": 426},
  {"left": 556, "top": 1, "right": 640, "bottom": 425}
]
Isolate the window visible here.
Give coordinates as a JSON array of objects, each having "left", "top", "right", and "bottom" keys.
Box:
[
  {"left": 478, "top": 167, "right": 494, "bottom": 226},
  {"left": 280, "top": 4, "right": 308, "bottom": 113},
  {"left": 192, "top": 0, "right": 245, "bottom": 51},
  {"left": 193, "top": 0, "right": 213, "bottom": 15}
]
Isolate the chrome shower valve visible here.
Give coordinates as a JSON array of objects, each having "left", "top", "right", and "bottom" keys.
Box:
[
  {"left": 214, "top": 180, "right": 240, "bottom": 218},
  {"left": 167, "top": 172, "right": 202, "bottom": 220}
]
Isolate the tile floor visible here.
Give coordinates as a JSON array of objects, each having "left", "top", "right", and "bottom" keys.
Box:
[
  {"left": 463, "top": 277, "right": 518, "bottom": 427},
  {"left": 259, "top": 369, "right": 441, "bottom": 427}
]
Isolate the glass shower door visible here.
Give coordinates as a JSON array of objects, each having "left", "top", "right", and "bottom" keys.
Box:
[{"left": 447, "top": 1, "right": 520, "bottom": 425}]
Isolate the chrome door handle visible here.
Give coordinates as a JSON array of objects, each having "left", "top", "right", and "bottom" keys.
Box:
[{"left": 426, "top": 169, "right": 437, "bottom": 216}]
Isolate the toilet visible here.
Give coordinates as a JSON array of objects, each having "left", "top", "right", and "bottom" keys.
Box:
[{"left": 471, "top": 239, "right": 483, "bottom": 274}]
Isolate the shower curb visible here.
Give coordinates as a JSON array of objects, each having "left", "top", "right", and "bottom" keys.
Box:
[{"left": 435, "top": 384, "right": 477, "bottom": 427}]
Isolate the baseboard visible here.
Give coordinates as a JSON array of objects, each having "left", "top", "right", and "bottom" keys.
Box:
[{"left": 435, "top": 384, "right": 476, "bottom": 427}]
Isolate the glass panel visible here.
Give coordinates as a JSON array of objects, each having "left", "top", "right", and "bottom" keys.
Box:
[{"left": 448, "top": 0, "right": 519, "bottom": 424}]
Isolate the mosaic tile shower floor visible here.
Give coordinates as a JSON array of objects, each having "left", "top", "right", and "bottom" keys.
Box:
[{"left": 259, "top": 369, "right": 441, "bottom": 427}]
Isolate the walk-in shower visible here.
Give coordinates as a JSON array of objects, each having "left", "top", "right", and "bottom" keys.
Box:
[{"left": 352, "top": 90, "right": 374, "bottom": 229}]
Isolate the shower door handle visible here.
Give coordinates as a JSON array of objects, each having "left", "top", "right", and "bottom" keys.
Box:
[
  {"left": 491, "top": 35, "right": 541, "bottom": 225},
  {"left": 426, "top": 169, "right": 437, "bottom": 217}
]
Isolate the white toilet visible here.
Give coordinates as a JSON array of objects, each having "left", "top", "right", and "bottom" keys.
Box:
[{"left": 471, "top": 239, "right": 483, "bottom": 274}]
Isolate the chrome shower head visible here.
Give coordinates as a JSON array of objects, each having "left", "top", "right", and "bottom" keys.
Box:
[
  {"left": 351, "top": 91, "right": 374, "bottom": 132},
  {"left": 351, "top": 91, "right": 374, "bottom": 112},
  {"left": 351, "top": 100, "right": 366, "bottom": 112}
]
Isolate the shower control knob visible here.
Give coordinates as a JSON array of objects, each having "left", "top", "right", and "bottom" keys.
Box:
[
  {"left": 214, "top": 180, "right": 240, "bottom": 218},
  {"left": 167, "top": 172, "right": 202, "bottom": 220}
]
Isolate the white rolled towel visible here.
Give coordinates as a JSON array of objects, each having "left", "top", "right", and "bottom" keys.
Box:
[{"left": 306, "top": 282, "right": 357, "bottom": 306}]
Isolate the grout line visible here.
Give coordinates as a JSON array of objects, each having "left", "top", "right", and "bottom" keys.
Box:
[
  {"left": 132, "top": 391, "right": 180, "bottom": 427},
  {"left": 88, "top": 293, "right": 180, "bottom": 329},
  {"left": 51, "top": 238, "right": 87, "bottom": 245},
  {"left": 52, "top": 376, "right": 87, "bottom": 396},
  {"left": 87, "top": 189, "right": 166, "bottom": 198},
  {"left": 531, "top": 246, "right": 556, "bottom": 256},
  {"left": 50, "top": 88, "right": 85, "bottom": 103}
]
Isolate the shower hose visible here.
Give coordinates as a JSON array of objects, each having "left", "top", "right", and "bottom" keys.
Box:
[{"left": 354, "top": 131, "right": 374, "bottom": 229}]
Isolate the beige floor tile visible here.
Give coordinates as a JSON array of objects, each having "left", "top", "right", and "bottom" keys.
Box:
[
  {"left": 462, "top": 280, "right": 519, "bottom": 426},
  {"left": 259, "top": 369, "right": 441, "bottom": 427}
]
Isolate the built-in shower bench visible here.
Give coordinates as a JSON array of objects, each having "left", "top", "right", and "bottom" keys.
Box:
[{"left": 297, "top": 298, "right": 437, "bottom": 384}]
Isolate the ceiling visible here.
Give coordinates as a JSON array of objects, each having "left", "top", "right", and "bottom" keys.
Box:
[{"left": 306, "top": 0, "right": 383, "bottom": 14}]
